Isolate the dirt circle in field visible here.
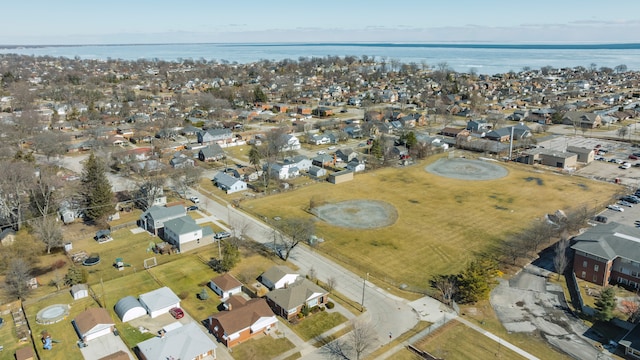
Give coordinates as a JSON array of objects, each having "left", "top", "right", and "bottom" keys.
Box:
[
  {"left": 313, "top": 200, "right": 398, "bottom": 229},
  {"left": 425, "top": 158, "right": 508, "bottom": 180}
]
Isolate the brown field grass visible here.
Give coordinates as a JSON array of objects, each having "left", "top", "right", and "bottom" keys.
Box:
[{"left": 241, "top": 155, "right": 619, "bottom": 289}]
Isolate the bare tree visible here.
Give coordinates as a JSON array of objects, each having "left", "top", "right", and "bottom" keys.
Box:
[
  {"left": 618, "top": 126, "right": 629, "bottom": 140},
  {"left": 553, "top": 237, "right": 569, "bottom": 280},
  {"left": 430, "top": 274, "right": 457, "bottom": 305},
  {"left": 273, "top": 218, "right": 315, "bottom": 261},
  {"left": 229, "top": 216, "right": 252, "bottom": 243},
  {"left": 29, "top": 166, "right": 63, "bottom": 218},
  {"left": 33, "top": 131, "right": 70, "bottom": 162},
  {"left": 4, "top": 258, "right": 33, "bottom": 300},
  {"left": 170, "top": 166, "right": 203, "bottom": 199},
  {"left": 326, "top": 276, "right": 337, "bottom": 293},
  {"left": 0, "top": 160, "right": 34, "bottom": 230},
  {"left": 32, "top": 215, "right": 64, "bottom": 254}
]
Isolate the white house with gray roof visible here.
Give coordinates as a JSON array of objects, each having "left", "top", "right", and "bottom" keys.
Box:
[
  {"left": 163, "top": 216, "right": 213, "bottom": 253},
  {"left": 139, "top": 287, "right": 181, "bottom": 318},
  {"left": 136, "top": 322, "right": 217, "bottom": 360},
  {"left": 138, "top": 205, "right": 186, "bottom": 236},
  {"left": 213, "top": 171, "right": 247, "bottom": 194}
]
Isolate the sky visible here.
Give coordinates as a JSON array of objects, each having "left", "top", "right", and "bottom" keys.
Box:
[{"left": 2, "top": 0, "right": 640, "bottom": 45}]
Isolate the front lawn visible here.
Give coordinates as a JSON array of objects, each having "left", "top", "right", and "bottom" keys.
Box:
[
  {"left": 230, "top": 334, "right": 295, "bottom": 360},
  {"left": 285, "top": 311, "right": 347, "bottom": 341}
]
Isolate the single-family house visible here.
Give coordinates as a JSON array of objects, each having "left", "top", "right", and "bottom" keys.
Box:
[
  {"left": 210, "top": 273, "right": 243, "bottom": 299},
  {"left": 311, "top": 154, "right": 335, "bottom": 168},
  {"left": 163, "top": 216, "right": 213, "bottom": 253},
  {"left": 266, "top": 162, "right": 300, "bottom": 180},
  {"left": 72, "top": 308, "right": 115, "bottom": 342},
  {"left": 466, "top": 119, "right": 492, "bottom": 133},
  {"left": 571, "top": 222, "right": 640, "bottom": 288},
  {"left": 114, "top": 296, "right": 147, "bottom": 322},
  {"left": 485, "top": 128, "right": 512, "bottom": 142},
  {"left": 440, "top": 127, "right": 470, "bottom": 138},
  {"left": 620, "top": 323, "right": 640, "bottom": 359},
  {"left": 265, "top": 278, "right": 329, "bottom": 321},
  {"left": 136, "top": 322, "right": 217, "bottom": 360},
  {"left": 346, "top": 159, "right": 365, "bottom": 172},
  {"left": 98, "top": 350, "right": 130, "bottom": 360},
  {"left": 562, "top": 111, "right": 602, "bottom": 129},
  {"left": 309, "top": 134, "right": 332, "bottom": 145},
  {"left": 198, "top": 144, "right": 225, "bottom": 162},
  {"left": 213, "top": 171, "right": 248, "bottom": 194},
  {"left": 138, "top": 205, "right": 186, "bottom": 236},
  {"left": 335, "top": 148, "right": 358, "bottom": 163},
  {"left": 281, "top": 134, "right": 301, "bottom": 151},
  {"left": 71, "top": 284, "right": 89, "bottom": 300},
  {"left": 208, "top": 296, "right": 277, "bottom": 348},
  {"left": 308, "top": 165, "right": 327, "bottom": 177},
  {"left": 259, "top": 266, "right": 300, "bottom": 290},
  {"left": 169, "top": 153, "right": 195, "bottom": 168},
  {"left": 197, "top": 128, "right": 233, "bottom": 145},
  {"left": 139, "top": 287, "right": 181, "bottom": 318}
]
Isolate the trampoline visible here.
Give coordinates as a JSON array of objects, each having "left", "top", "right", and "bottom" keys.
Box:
[
  {"left": 82, "top": 255, "right": 101, "bottom": 266},
  {"left": 36, "top": 304, "right": 70, "bottom": 325}
]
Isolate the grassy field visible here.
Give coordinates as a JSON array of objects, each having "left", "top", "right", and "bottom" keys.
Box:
[
  {"left": 412, "top": 320, "right": 527, "bottom": 360},
  {"left": 241, "top": 155, "right": 619, "bottom": 289},
  {"left": 147, "top": 255, "right": 221, "bottom": 322}
]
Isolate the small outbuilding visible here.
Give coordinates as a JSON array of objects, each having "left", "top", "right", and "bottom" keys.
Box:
[
  {"left": 70, "top": 284, "right": 89, "bottom": 300},
  {"left": 210, "top": 273, "right": 243, "bottom": 300},
  {"left": 139, "top": 287, "right": 181, "bottom": 318},
  {"left": 15, "top": 346, "right": 35, "bottom": 360},
  {"left": 114, "top": 296, "right": 147, "bottom": 322}
]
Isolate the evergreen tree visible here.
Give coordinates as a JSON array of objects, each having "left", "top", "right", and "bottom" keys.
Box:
[
  {"left": 248, "top": 145, "right": 262, "bottom": 171},
  {"left": 81, "top": 152, "right": 113, "bottom": 221},
  {"left": 253, "top": 85, "right": 267, "bottom": 103},
  {"left": 65, "top": 265, "right": 88, "bottom": 285},
  {"left": 456, "top": 259, "right": 498, "bottom": 304},
  {"left": 369, "top": 139, "right": 383, "bottom": 158},
  {"left": 595, "top": 287, "right": 616, "bottom": 321},
  {"left": 219, "top": 241, "right": 240, "bottom": 272}
]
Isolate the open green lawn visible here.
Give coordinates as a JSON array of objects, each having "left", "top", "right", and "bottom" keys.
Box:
[
  {"left": 285, "top": 311, "right": 347, "bottom": 341},
  {"left": 24, "top": 292, "right": 97, "bottom": 360},
  {"left": 413, "top": 320, "right": 527, "bottom": 360},
  {"left": 230, "top": 334, "right": 295, "bottom": 360},
  {"left": 0, "top": 307, "right": 24, "bottom": 358},
  {"left": 147, "top": 255, "right": 221, "bottom": 322},
  {"left": 241, "top": 155, "right": 619, "bottom": 289}
]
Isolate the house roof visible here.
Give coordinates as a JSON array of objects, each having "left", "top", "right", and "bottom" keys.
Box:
[
  {"left": 139, "top": 287, "right": 180, "bottom": 311},
  {"left": 15, "top": 346, "right": 35, "bottom": 360},
  {"left": 214, "top": 171, "right": 245, "bottom": 188},
  {"left": 141, "top": 205, "right": 186, "bottom": 222},
  {"left": 163, "top": 216, "right": 200, "bottom": 235},
  {"left": 71, "top": 284, "right": 88, "bottom": 294},
  {"left": 199, "top": 144, "right": 225, "bottom": 158},
  {"left": 211, "top": 273, "right": 243, "bottom": 291},
  {"left": 620, "top": 323, "right": 640, "bottom": 351},
  {"left": 137, "top": 322, "right": 217, "bottom": 360},
  {"left": 73, "top": 308, "right": 114, "bottom": 335},
  {"left": 571, "top": 222, "right": 640, "bottom": 262},
  {"left": 210, "top": 297, "right": 274, "bottom": 335},
  {"left": 260, "top": 265, "right": 298, "bottom": 287},
  {"left": 266, "top": 278, "right": 327, "bottom": 310}
]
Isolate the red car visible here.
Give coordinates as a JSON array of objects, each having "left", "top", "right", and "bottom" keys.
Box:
[
  {"left": 169, "top": 307, "right": 184, "bottom": 319},
  {"left": 630, "top": 155, "right": 639, "bottom": 160}
]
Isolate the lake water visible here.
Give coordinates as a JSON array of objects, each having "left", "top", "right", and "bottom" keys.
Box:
[{"left": 2, "top": 42, "right": 640, "bottom": 75}]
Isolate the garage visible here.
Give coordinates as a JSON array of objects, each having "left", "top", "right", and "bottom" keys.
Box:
[{"left": 139, "top": 287, "right": 181, "bottom": 318}]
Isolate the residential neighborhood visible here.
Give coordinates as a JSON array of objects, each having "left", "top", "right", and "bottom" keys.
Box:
[{"left": 3, "top": 52, "right": 640, "bottom": 360}]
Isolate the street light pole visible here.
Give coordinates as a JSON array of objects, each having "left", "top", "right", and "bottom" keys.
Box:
[{"left": 361, "top": 272, "right": 369, "bottom": 312}]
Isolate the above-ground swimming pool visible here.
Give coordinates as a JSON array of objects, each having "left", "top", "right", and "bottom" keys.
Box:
[
  {"left": 82, "top": 256, "right": 101, "bottom": 266},
  {"left": 36, "top": 304, "right": 70, "bottom": 324}
]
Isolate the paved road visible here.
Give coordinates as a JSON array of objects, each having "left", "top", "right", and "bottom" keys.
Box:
[{"left": 188, "top": 186, "right": 422, "bottom": 358}]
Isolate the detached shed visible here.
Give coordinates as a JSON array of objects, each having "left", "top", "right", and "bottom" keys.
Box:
[
  {"left": 328, "top": 170, "right": 354, "bottom": 184},
  {"left": 114, "top": 296, "right": 147, "bottom": 322},
  {"left": 70, "top": 284, "right": 89, "bottom": 300}
]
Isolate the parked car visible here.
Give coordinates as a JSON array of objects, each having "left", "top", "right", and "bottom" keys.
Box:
[
  {"left": 633, "top": 152, "right": 640, "bottom": 157},
  {"left": 328, "top": 146, "right": 336, "bottom": 150},
  {"left": 622, "top": 195, "right": 640, "bottom": 203},
  {"left": 187, "top": 205, "right": 198, "bottom": 211},
  {"left": 607, "top": 204, "right": 624, "bottom": 212},
  {"left": 189, "top": 196, "right": 200, "bottom": 203},
  {"left": 169, "top": 307, "right": 184, "bottom": 319},
  {"left": 608, "top": 158, "right": 618, "bottom": 163},
  {"left": 620, "top": 163, "right": 632, "bottom": 169},
  {"left": 214, "top": 231, "right": 231, "bottom": 239},
  {"left": 630, "top": 155, "right": 639, "bottom": 160},
  {"left": 317, "top": 150, "right": 326, "bottom": 155},
  {"left": 594, "top": 215, "right": 608, "bottom": 223},
  {"left": 619, "top": 200, "right": 634, "bottom": 207}
]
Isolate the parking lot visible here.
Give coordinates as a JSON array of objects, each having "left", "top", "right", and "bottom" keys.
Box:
[{"left": 595, "top": 190, "right": 640, "bottom": 227}]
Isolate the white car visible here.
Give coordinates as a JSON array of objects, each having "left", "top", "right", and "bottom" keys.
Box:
[
  {"left": 317, "top": 150, "right": 326, "bottom": 155},
  {"left": 607, "top": 204, "right": 624, "bottom": 212},
  {"left": 328, "top": 146, "right": 336, "bottom": 150},
  {"left": 189, "top": 196, "right": 200, "bottom": 204}
]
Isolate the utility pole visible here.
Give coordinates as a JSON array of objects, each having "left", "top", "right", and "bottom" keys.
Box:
[{"left": 361, "top": 272, "right": 369, "bottom": 312}]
